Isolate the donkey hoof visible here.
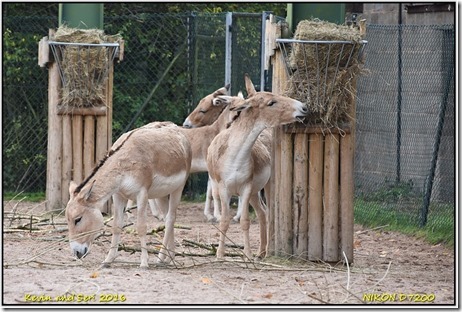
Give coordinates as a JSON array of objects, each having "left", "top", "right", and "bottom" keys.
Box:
[{"left": 99, "top": 262, "right": 111, "bottom": 269}]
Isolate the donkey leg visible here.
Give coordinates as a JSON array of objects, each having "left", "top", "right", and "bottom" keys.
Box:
[
  {"left": 151, "top": 196, "right": 168, "bottom": 221},
  {"left": 233, "top": 197, "right": 243, "bottom": 222},
  {"left": 136, "top": 189, "right": 149, "bottom": 269},
  {"left": 238, "top": 186, "right": 253, "bottom": 260},
  {"left": 250, "top": 193, "right": 268, "bottom": 259},
  {"left": 102, "top": 193, "right": 126, "bottom": 266},
  {"left": 158, "top": 189, "right": 180, "bottom": 264},
  {"left": 216, "top": 184, "right": 231, "bottom": 259},
  {"left": 210, "top": 177, "right": 222, "bottom": 223},
  {"left": 204, "top": 179, "right": 214, "bottom": 221}
]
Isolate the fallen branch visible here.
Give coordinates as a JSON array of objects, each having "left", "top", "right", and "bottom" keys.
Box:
[{"left": 355, "top": 225, "right": 389, "bottom": 235}]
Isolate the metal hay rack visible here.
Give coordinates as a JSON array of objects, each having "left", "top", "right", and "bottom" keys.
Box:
[
  {"left": 49, "top": 41, "right": 119, "bottom": 109},
  {"left": 277, "top": 38, "right": 368, "bottom": 127}
]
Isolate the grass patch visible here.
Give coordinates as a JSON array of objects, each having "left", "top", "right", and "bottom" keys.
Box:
[
  {"left": 3, "top": 192, "right": 45, "bottom": 202},
  {"left": 355, "top": 198, "right": 454, "bottom": 247}
]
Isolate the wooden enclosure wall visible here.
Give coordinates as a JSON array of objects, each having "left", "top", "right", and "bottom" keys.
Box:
[{"left": 267, "top": 19, "right": 356, "bottom": 264}]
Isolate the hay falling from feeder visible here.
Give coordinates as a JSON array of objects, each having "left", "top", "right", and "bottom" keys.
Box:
[
  {"left": 51, "top": 26, "right": 121, "bottom": 109},
  {"left": 283, "top": 19, "right": 366, "bottom": 129}
]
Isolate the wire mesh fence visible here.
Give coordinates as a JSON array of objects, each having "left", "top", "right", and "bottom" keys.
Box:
[
  {"left": 355, "top": 24, "right": 455, "bottom": 235},
  {"left": 2, "top": 14, "right": 455, "bottom": 240}
]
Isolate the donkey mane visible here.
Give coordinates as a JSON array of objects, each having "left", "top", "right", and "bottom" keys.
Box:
[
  {"left": 226, "top": 109, "right": 243, "bottom": 129},
  {"left": 74, "top": 129, "right": 137, "bottom": 195}
]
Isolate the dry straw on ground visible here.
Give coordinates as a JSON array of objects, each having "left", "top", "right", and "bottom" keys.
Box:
[
  {"left": 284, "top": 19, "right": 366, "bottom": 128},
  {"left": 51, "top": 26, "right": 121, "bottom": 108}
]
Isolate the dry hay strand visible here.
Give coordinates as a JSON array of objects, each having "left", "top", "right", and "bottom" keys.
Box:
[
  {"left": 284, "top": 19, "right": 366, "bottom": 129},
  {"left": 51, "top": 26, "right": 121, "bottom": 109}
]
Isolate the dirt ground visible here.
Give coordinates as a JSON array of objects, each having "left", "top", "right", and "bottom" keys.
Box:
[{"left": 2, "top": 199, "right": 455, "bottom": 306}]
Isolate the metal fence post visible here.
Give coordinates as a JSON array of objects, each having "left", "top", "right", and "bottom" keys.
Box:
[{"left": 225, "top": 12, "right": 233, "bottom": 92}]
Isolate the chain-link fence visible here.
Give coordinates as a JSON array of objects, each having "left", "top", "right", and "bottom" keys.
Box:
[
  {"left": 2, "top": 14, "right": 455, "bottom": 240},
  {"left": 355, "top": 24, "right": 455, "bottom": 235},
  {"left": 2, "top": 12, "right": 263, "bottom": 197},
  {"left": 3, "top": 16, "right": 57, "bottom": 193}
]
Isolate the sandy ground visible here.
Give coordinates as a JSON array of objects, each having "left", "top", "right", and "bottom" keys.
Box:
[{"left": 2, "top": 199, "right": 455, "bottom": 307}]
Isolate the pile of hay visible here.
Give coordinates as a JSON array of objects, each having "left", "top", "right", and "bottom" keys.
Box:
[
  {"left": 284, "top": 19, "right": 366, "bottom": 128},
  {"left": 51, "top": 26, "right": 121, "bottom": 108}
]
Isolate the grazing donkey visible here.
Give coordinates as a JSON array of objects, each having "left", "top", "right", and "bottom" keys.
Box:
[
  {"left": 207, "top": 74, "right": 308, "bottom": 259},
  {"left": 65, "top": 122, "right": 192, "bottom": 269}
]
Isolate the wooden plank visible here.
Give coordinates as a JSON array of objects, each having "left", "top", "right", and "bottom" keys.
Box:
[
  {"left": 95, "top": 116, "right": 108, "bottom": 162},
  {"left": 323, "top": 134, "right": 340, "bottom": 262},
  {"left": 292, "top": 133, "right": 309, "bottom": 258},
  {"left": 38, "top": 36, "right": 50, "bottom": 67},
  {"left": 284, "top": 124, "right": 351, "bottom": 134},
  {"left": 61, "top": 115, "right": 72, "bottom": 205},
  {"left": 45, "top": 61, "right": 63, "bottom": 210},
  {"left": 267, "top": 126, "right": 280, "bottom": 255},
  {"left": 57, "top": 105, "right": 107, "bottom": 116},
  {"left": 72, "top": 116, "right": 83, "bottom": 184},
  {"left": 116, "top": 39, "right": 124, "bottom": 61},
  {"left": 277, "top": 131, "right": 293, "bottom": 256},
  {"left": 83, "top": 116, "right": 95, "bottom": 179},
  {"left": 307, "top": 134, "right": 323, "bottom": 260},
  {"left": 340, "top": 133, "right": 354, "bottom": 264}
]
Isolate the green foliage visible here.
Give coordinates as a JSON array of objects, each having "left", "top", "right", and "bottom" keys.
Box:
[{"left": 4, "top": 192, "right": 46, "bottom": 202}]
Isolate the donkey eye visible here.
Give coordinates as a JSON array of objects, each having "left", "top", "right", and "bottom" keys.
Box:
[
  {"left": 268, "top": 100, "right": 276, "bottom": 106},
  {"left": 74, "top": 216, "right": 82, "bottom": 226}
]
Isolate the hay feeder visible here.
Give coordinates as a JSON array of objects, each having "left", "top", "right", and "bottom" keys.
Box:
[
  {"left": 266, "top": 18, "right": 367, "bottom": 264},
  {"left": 39, "top": 28, "right": 123, "bottom": 212}
]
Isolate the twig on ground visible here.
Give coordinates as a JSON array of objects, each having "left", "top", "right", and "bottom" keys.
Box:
[{"left": 355, "top": 225, "right": 389, "bottom": 235}]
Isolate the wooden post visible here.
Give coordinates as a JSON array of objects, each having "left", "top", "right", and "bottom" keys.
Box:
[
  {"left": 62, "top": 115, "right": 72, "bottom": 204},
  {"left": 46, "top": 60, "right": 63, "bottom": 211},
  {"left": 72, "top": 116, "right": 83, "bottom": 184},
  {"left": 83, "top": 116, "right": 95, "bottom": 178},
  {"left": 293, "top": 133, "right": 309, "bottom": 256},
  {"left": 323, "top": 134, "right": 340, "bottom": 262},
  {"left": 307, "top": 134, "right": 323, "bottom": 260},
  {"left": 340, "top": 133, "right": 354, "bottom": 262},
  {"left": 276, "top": 131, "right": 293, "bottom": 256}
]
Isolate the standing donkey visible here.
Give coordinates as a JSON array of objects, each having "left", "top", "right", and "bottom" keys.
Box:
[
  {"left": 207, "top": 74, "right": 308, "bottom": 259},
  {"left": 183, "top": 89, "right": 272, "bottom": 223},
  {"left": 65, "top": 122, "right": 192, "bottom": 269}
]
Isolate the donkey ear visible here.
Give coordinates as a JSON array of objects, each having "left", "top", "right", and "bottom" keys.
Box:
[
  {"left": 213, "top": 85, "right": 230, "bottom": 97},
  {"left": 83, "top": 180, "right": 96, "bottom": 201},
  {"left": 229, "top": 100, "right": 250, "bottom": 112},
  {"left": 69, "top": 181, "right": 79, "bottom": 199},
  {"left": 213, "top": 95, "right": 234, "bottom": 107},
  {"left": 244, "top": 74, "right": 256, "bottom": 97}
]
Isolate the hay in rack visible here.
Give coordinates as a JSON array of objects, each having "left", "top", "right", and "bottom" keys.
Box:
[
  {"left": 281, "top": 19, "right": 367, "bottom": 129},
  {"left": 50, "top": 26, "right": 121, "bottom": 109}
]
